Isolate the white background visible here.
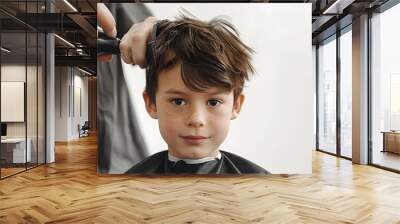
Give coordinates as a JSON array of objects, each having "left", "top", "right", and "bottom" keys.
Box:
[{"left": 122, "top": 3, "right": 313, "bottom": 174}]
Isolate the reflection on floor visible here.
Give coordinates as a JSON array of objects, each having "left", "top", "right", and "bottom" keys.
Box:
[
  {"left": 0, "top": 167, "right": 25, "bottom": 178},
  {"left": 373, "top": 150, "right": 400, "bottom": 171},
  {"left": 341, "top": 147, "right": 352, "bottom": 158},
  {"left": 0, "top": 163, "right": 39, "bottom": 178}
]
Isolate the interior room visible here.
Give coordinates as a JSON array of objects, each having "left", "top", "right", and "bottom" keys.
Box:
[{"left": 0, "top": 0, "right": 399, "bottom": 223}]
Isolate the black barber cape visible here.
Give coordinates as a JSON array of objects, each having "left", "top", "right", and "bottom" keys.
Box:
[{"left": 125, "top": 150, "right": 269, "bottom": 174}]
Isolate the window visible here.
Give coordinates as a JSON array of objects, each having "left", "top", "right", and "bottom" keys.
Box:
[
  {"left": 318, "top": 36, "right": 337, "bottom": 154},
  {"left": 371, "top": 2, "right": 400, "bottom": 171},
  {"left": 339, "top": 28, "right": 352, "bottom": 158}
]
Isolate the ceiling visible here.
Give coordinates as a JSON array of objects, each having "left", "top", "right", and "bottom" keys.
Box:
[
  {"left": 0, "top": 0, "right": 97, "bottom": 74},
  {"left": 0, "top": 0, "right": 394, "bottom": 75}
]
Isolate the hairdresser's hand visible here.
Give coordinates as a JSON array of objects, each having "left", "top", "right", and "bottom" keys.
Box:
[
  {"left": 120, "top": 16, "right": 158, "bottom": 68},
  {"left": 97, "top": 3, "right": 116, "bottom": 62}
]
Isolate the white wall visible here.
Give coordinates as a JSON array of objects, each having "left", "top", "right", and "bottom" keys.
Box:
[
  {"left": 1, "top": 63, "right": 46, "bottom": 164},
  {"left": 1, "top": 82, "right": 25, "bottom": 122},
  {"left": 54, "top": 67, "right": 89, "bottom": 141},
  {"left": 122, "top": 3, "right": 313, "bottom": 174},
  {"left": 72, "top": 72, "right": 89, "bottom": 138},
  {"left": 1, "top": 65, "right": 40, "bottom": 137},
  {"left": 1, "top": 66, "right": 26, "bottom": 128},
  {"left": 55, "top": 66, "right": 68, "bottom": 141}
]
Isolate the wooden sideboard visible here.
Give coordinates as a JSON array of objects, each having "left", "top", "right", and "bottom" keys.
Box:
[{"left": 382, "top": 131, "right": 400, "bottom": 154}]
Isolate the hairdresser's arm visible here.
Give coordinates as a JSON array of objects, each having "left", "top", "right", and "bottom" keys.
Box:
[
  {"left": 120, "top": 16, "right": 158, "bottom": 68},
  {"left": 97, "top": 5, "right": 157, "bottom": 67},
  {"left": 97, "top": 3, "right": 116, "bottom": 62}
]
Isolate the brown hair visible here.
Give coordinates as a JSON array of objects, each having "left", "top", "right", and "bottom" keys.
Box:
[{"left": 145, "top": 15, "right": 255, "bottom": 104}]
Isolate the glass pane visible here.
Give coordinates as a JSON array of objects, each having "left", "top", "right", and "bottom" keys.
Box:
[
  {"left": 340, "top": 29, "right": 352, "bottom": 158},
  {"left": 26, "top": 0, "right": 39, "bottom": 169},
  {"left": 371, "top": 3, "right": 400, "bottom": 171},
  {"left": 1, "top": 31, "right": 27, "bottom": 177},
  {"left": 1, "top": 1, "right": 46, "bottom": 178},
  {"left": 27, "top": 31, "right": 38, "bottom": 169},
  {"left": 318, "top": 37, "right": 337, "bottom": 154},
  {"left": 38, "top": 32, "right": 45, "bottom": 165}
]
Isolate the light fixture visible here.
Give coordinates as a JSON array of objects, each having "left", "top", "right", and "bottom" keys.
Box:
[
  {"left": 54, "top": 34, "right": 75, "bottom": 48},
  {"left": 78, "top": 67, "right": 92, "bottom": 76},
  {"left": 322, "top": 0, "right": 355, "bottom": 15},
  {"left": 75, "top": 48, "right": 88, "bottom": 56},
  {"left": 1, "top": 47, "right": 11, "bottom": 53},
  {"left": 75, "top": 42, "right": 84, "bottom": 48},
  {"left": 63, "top": 0, "right": 78, "bottom": 12}
]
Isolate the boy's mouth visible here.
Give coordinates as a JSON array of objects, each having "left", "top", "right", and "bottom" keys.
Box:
[{"left": 180, "top": 135, "right": 210, "bottom": 145}]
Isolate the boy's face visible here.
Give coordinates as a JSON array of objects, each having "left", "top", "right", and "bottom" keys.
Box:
[{"left": 143, "top": 63, "right": 245, "bottom": 159}]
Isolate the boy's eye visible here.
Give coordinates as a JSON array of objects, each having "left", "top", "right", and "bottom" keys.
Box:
[
  {"left": 207, "top": 99, "right": 222, "bottom": 107},
  {"left": 171, "top": 98, "right": 186, "bottom": 106}
]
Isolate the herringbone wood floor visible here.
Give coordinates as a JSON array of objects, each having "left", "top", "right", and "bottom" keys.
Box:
[{"left": 1, "top": 134, "right": 400, "bottom": 223}]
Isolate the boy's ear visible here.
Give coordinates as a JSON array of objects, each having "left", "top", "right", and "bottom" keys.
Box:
[
  {"left": 231, "top": 94, "right": 245, "bottom": 120},
  {"left": 143, "top": 91, "right": 158, "bottom": 119}
]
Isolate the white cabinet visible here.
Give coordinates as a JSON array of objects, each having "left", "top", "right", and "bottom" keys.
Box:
[{"left": 1, "top": 138, "right": 32, "bottom": 163}]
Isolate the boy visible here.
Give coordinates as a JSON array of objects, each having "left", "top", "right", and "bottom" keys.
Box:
[{"left": 126, "top": 16, "right": 269, "bottom": 174}]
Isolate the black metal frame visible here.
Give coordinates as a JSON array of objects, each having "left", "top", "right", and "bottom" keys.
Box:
[
  {"left": 0, "top": 0, "right": 47, "bottom": 180},
  {"left": 336, "top": 27, "right": 341, "bottom": 159},
  {"left": 44, "top": 0, "right": 47, "bottom": 165},
  {"left": 367, "top": 10, "right": 373, "bottom": 166},
  {"left": 316, "top": 44, "right": 319, "bottom": 151},
  {"left": 25, "top": 1, "right": 28, "bottom": 172},
  {"left": 0, "top": 19, "right": 2, "bottom": 179}
]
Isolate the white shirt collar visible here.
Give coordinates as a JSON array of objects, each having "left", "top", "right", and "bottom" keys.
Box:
[{"left": 168, "top": 151, "right": 221, "bottom": 164}]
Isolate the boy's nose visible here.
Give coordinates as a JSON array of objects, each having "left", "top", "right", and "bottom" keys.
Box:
[{"left": 186, "top": 109, "right": 206, "bottom": 127}]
